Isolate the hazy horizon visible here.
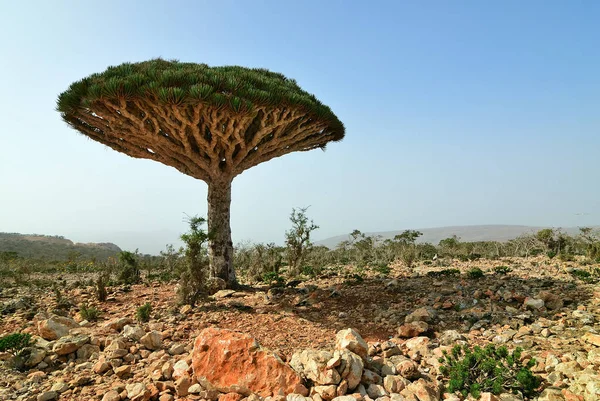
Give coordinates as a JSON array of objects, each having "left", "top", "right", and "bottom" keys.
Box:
[{"left": 1, "top": 1, "right": 599, "bottom": 254}]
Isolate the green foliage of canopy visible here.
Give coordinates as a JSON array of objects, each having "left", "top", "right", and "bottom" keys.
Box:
[{"left": 57, "top": 58, "right": 344, "bottom": 141}]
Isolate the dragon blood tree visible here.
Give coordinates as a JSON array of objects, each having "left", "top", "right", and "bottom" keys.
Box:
[{"left": 57, "top": 59, "right": 345, "bottom": 288}]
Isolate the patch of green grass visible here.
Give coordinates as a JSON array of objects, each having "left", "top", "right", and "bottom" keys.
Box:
[{"left": 493, "top": 265, "right": 512, "bottom": 275}]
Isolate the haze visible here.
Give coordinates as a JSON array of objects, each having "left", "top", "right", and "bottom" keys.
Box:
[{"left": 1, "top": 1, "right": 598, "bottom": 254}]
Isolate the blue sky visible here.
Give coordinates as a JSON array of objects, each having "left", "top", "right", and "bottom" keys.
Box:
[{"left": 1, "top": 1, "right": 598, "bottom": 253}]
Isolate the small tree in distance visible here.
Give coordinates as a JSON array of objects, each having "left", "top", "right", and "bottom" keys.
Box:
[
  {"left": 285, "top": 207, "right": 319, "bottom": 277},
  {"left": 178, "top": 215, "right": 211, "bottom": 305}
]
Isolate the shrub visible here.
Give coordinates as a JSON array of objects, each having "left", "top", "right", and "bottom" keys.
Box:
[
  {"left": 118, "top": 251, "right": 141, "bottom": 285},
  {"left": 372, "top": 263, "right": 391, "bottom": 276},
  {"left": 493, "top": 265, "right": 512, "bottom": 275},
  {"left": 467, "top": 267, "right": 484, "bottom": 279},
  {"left": 96, "top": 274, "right": 108, "bottom": 302},
  {"left": 178, "top": 216, "right": 210, "bottom": 305},
  {"left": 439, "top": 344, "right": 540, "bottom": 398},
  {"left": 0, "top": 333, "right": 33, "bottom": 356},
  {"left": 136, "top": 302, "right": 152, "bottom": 322},
  {"left": 262, "top": 271, "right": 285, "bottom": 287},
  {"left": 79, "top": 303, "right": 100, "bottom": 321},
  {"left": 427, "top": 268, "right": 460, "bottom": 278}
]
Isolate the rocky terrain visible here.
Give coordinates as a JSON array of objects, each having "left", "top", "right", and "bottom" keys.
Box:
[{"left": 1, "top": 257, "right": 599, "bottom": 401}]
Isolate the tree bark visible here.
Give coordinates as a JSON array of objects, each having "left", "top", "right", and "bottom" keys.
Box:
[{"left": 207, "top": 179, "right": 237, "bottom": 288}]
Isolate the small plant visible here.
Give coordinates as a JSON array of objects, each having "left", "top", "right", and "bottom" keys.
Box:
[
  {"left": 79, "top": 303, "right": 100, "bottom": 321},
  {"left": 0, "top": 332, "right": 33, "bottom": 355},
  {"left": 467, "top": 267, "right": 485, "bottom": 279},
  {"left": 136, "top": 302, "right": 152, "bottom": 322},
  {"left": 262, "top": 271, "right": 285, "bottom": 287},
  {"left": 427, "top": 268, "right": 460, "bottom": 277},
  {"left": 372, "top": 263, "right": 391, "bottom": 276},
  {"left": 493, "top": 265, "right": 512, "bottom": 275},
  {"left": 439, "top": 344, "right": 540, "bottom": 398},
  {"left": 96, "top": 274, "right": 108, "bottom": 302}
]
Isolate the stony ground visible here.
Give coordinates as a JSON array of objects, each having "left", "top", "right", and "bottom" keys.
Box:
[{"left": 0, "top": 257, "right": 599, "bottom": 401}]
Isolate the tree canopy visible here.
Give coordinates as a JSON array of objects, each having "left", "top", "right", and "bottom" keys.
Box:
[{"left": 57, "top": 59, "right": 345, "bottom": 181}]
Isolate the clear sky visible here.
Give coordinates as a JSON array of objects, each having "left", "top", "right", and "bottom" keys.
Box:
[{"left": 1, "top": 1, "right": 598, "bottom": 254}]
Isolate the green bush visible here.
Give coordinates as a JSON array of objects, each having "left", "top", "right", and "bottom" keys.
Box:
[
  {"left": 493, "top": 265, "right": 512, "bottom": 275},
  {"left": 0, "top": 333, "right": 33, "bottom": 356},
  {"left": 136, "top": 302, "right": 152, "bottom": 322},
  {"left": 439, "top": 344, "right": 540, "bottom": 398},
  {"left": 262, "top": 271, "right": 285, "bottom": 287},
  {"left": 372, "top": 263, "right": 391, "bottom": 275},
  {"left": 467, "top": 267, "right": 484, "bottom": 279},
  {"left": 79, "top": 303, "right": 100, "bottom": 321},
  {"left": 118, "top": 251, "right": 141, "bottom": 285},
  {"left": 427, "top": 268, "right": 460, "bottom": 277}
]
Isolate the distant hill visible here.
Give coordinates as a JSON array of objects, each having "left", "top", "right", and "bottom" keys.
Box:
[
  {"left": 315, "top": 224, "right": 596, "bottom": 249},
  {"left": 0, "top": 232, "right": 121, "bottom": 260}
]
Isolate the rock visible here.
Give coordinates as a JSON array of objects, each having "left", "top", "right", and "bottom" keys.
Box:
[
  {"left": 336, "top": 350, "right": 364, "bottom": 390},
  {"left": 537, "top": 387, "right": 565, "bottom": 401},
  {"left": 123, "top": 325, "right": 146, "bottom": 341},
  {"left": 169, "top": 343, "right": 185, "bottom": 355},
  {"left": 140, "top": 330, "right": 162, "bottom": 350},
  {"left": 479, "top": 393, "right": 500, "bottom": 401},
  {"left": 52, "top": 334, "right": 90, "bottom": 355},
  {"left": 383, "top": 375, "right": 409, "bottom": 394},
  {"left": 76, "top": 343, "right": 99, "bottom": 360},
  {"left": 220, "top": 393, "right": 244, "bottom": 401},
  {"left": 172, "top": 360, "right": 189, "bottom": 380},
  {"left": 573, "top": 310, "right": 595, "bottom": 325},
  {"left": 291, "top": 350, "right": 339, "bottom": 385},
  {"left": 367, "top": 384, "right": 388, "bottom": 398},
  {"left": 555, "top": 361, "right": 582, "bottom": 378},
  {"left": 188, "top": 383, "right": 203, "bottom": 393},
  {"left": 214, "top": 289, "right": 237, "bottom": 298},
  {"left": 159, "top": 395, "right": 174, "bottom": 401},
  {"left": 405, "top": 307, "right": 436, "bottom": 324},
  {"left": 538, "top": 291, "right": 563, "bottom": 310},
  {"left": 313, "top": 385, "right": 338, "bottom": 400},
  {"left": 583, "top": 333, "right": 600, "bottom": 347},
  {"left": 401, "top": 379, "right": 439, "bottom": 401},
  {"left": 439, "top": 330, "right": 466, "bottom": 345},
  {"left": 175, "top": 376, "right": 191, "bottom": 397},
  {"left": 335, "top": 329, "right": 369, "bottom": 359},
  {"left": 37, "top": 391, "right": 58, "bottom": 401},
  {"left": 492, "top": 330, "right": 517, "bottom": 344},
  {"left": 397, "top": 321, "right": 429, "bottom": 338},
  {"left": 37, "top": 315, "right": 79, "bottom": 340},
  {"left": 114, "top": 364, "right": 132, "bottom": 378},
  {"left": 361, "top": 369, "right": 382, "bottom": 385},
  {"left": 524, "top": 298, "right": 544, "bottom": 310},
  {"left": 331, "top": 397, "right": 357, "bottom": 401},
  {"left": 161, "top": 361, "right": 174, "bottom": 379},
  {"left": 388, "top": 356, "right": 419, "bottom": 379},
  {"left": 104, "top": 317, "right": 134, "bottom": 331},
  {"left": 102, "top": 390, "right": 121, "bottom": 401},
  {"left": 50, "top": 382, "right": 69, "bottom": 393},
  {"left": 93, "top": 360, "right": 111, "bottom": 374},
  {"left": 180, "top": 304, "right": 193, "bottom": 315},
  {"left": 24, "top": 348, "right": 46, "bottom": 367},
  {"left": 126, "top": 382, "right": 149, "bottom": 401},
  {"left": 192, "top": 327, "right": 302, "bottom": 397}
]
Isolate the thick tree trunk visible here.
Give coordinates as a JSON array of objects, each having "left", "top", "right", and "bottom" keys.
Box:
[{"left": 207, "top": 179, "right": 237, "bottom": 288}]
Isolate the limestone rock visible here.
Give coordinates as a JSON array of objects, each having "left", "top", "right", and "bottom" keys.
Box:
[
  {"left": 192, "top": 327, "right": 302, "bottom": 397},
  {"left": 37, "top": 315, "right": 79, "bottom": 340},
  {"left": 335, "top": 329, "right": 368, "bottom": 359},
  {"left": 140, "top": 330, "right": 162, "bottom": 350},
  {"left": 123, "top": 325, "right": 146, "bottom": 341}
]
